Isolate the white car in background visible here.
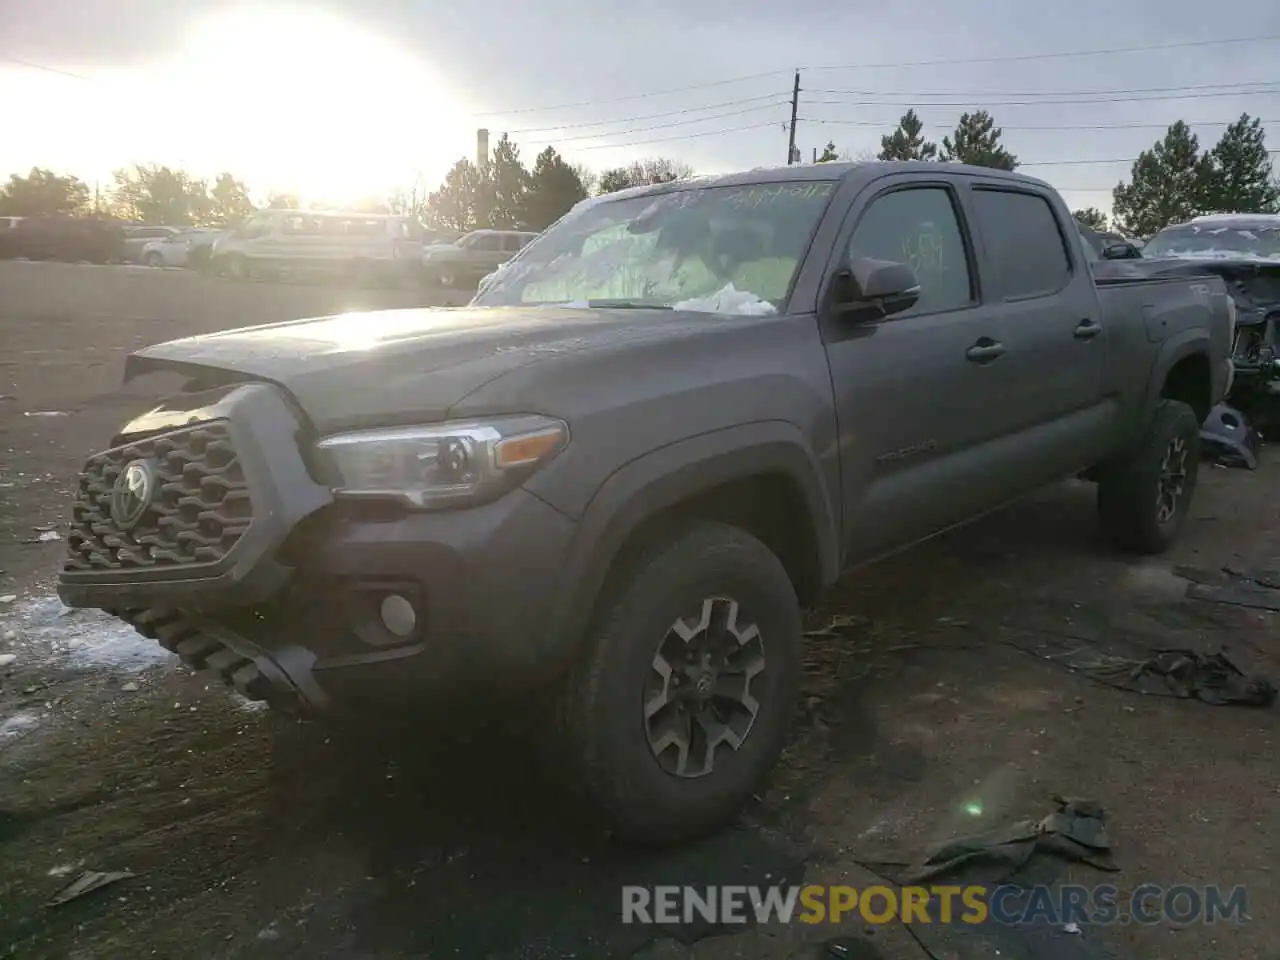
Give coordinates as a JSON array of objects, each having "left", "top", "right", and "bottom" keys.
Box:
[{"left": 140, "top": 228, "right": 221, "bottom": 268}]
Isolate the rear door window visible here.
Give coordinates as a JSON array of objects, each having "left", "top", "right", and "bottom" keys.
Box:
[{"left": 972, "top": 189, "right": 1072, "bottom": 299}]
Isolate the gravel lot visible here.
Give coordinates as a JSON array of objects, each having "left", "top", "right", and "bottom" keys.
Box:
[{"left": 1, "top": 261, "right": 1278, "bottom": 960}]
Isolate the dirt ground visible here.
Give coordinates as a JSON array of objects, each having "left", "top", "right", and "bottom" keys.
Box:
[{"left": 1, "top": 261, "right": 1278, "bottom": 960}]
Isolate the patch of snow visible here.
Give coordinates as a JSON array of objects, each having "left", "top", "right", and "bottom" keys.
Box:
[
  {"left": 47, "top": 861, "right": 86, "bottom": 878},
  {"left": 0, "top": 596, "right": 176, "bottom": 674},
  {"left": 0, "top": 712, "right": 41, "bottom": 742},
  {"left": 673, "top": 283, "right": 778, "bottom": 316},
  {"left": 35, "top": 530, "right": 61, "bottom": 542},
  {"left": 0, "top": 653, "right": 16, "bottom": 668},
  {"left": 1155, "top": 248, "right": 1280, "bottom": 263}
]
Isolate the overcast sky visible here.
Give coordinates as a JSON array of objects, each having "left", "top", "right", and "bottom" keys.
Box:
[{"left": 1, "top": 0, "right": 1278, "bottom": 214}]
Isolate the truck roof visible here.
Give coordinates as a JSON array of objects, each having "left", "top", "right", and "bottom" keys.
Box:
[{"left": 578, "top": 161, "right": 1054, "bottom": 207}]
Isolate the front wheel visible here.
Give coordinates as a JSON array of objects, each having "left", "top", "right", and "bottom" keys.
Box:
[
  {"left": 145, "top": 252, "right": 164, "bottom": 268},
  {"left": 1097, "top": 399, "right": 1201, "bottom": 553},
  {"left": 556, "top": 522, "right": 801, "bottom": 844}
]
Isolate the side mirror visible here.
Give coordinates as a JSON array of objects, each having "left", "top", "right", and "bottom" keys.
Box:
[
  {"left": 831, "top": 257, "right": 920, "bottom": 319},
  {"left": 1102, "top": 242, "right": 1140, "bottom": 260}
]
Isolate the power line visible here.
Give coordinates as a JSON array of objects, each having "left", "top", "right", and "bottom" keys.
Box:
[
  {"left": 500, "top": 94, "right": 789, "bottom": 136},
  {"left": 508, "top": 81, "right": 1277, "bottom": 141},
  {"left": 469, "top": 71, "right": 795, "bottom": 117},
  {"left": 470, "top": 34, "right": 1280, "bottom": 115},
  {"left": 0, "top": 55, "right": 88, "bottom": 79},
  {"left": 805, "top": 79, "right": 1280, "bottom": 99},
  {"left": 568, "top": 122, "right": 783, "bottom": 152},
  {"left": 519, "top": 103, "right": 790, "bottom": 145},
  {"left": 802, "top": 117, "right": 1277, "bottom": 132},
  {"left": 803, "top": 33, "right": 1280, "bottom": 72},
  {"left": 803, "top": 87, "right": 1280, "bottom": 109},
  {"left": 1019, "top": 149, "right": 1280, "bottom": 167},
  {"left": 9, "top": 32, "right": 1280, "bottom": 119}
]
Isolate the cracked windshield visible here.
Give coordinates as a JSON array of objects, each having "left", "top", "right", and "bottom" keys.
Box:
[{"left": 3, "top": 2, "right": 1280, "bottom": 959}]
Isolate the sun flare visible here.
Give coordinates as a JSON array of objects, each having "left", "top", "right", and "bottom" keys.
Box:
[{"left": 149, "top": 7, "right": 469, "bottom": 203}]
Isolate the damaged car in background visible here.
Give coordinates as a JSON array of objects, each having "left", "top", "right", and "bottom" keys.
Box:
[{"left": 1093, "top": 213, "right": 1280, "bottom": 466}]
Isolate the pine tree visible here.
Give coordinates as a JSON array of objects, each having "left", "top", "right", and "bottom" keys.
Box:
[
  {"left": 878, "top": 110, "right": 938, "bottom": 161},
  {"left": 1202, "top": 113, "right": 1280, "bottom": 214},
  {"left": 939, "top": 111, "right": 1017, "bottom": 169},
  {"left": 481, "top": 134, "right": 531, "bottom": 229},
  {"left": 521, "top": 146, "right": 589, "bottom": 230},
  {"left": 816, "top": 141, "right": 841, "bottom": 163},
  {"left": 1111, "top": 121, "right": 1214, "bottom": 237},
  {"left": 1073, "top": 208, "right": 1109, "bottom": 231},
  {"left": 426, "top": 158, "right": 484, "bottom": 232}
]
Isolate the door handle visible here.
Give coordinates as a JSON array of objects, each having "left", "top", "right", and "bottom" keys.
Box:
[
  {"left": 1074, "top": 319, "right": 1103, "bottom": 340},
  {"left": 966, "top": 339, "right": 1005, "bottom": 363}
]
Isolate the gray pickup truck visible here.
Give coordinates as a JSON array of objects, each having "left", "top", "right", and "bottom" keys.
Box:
[{"left": 58, "top": 162, "right": 1233, "bottom": 843}]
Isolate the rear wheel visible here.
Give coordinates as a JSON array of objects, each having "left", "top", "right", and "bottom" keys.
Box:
[
  {"left": 226, "top": 254, "right": 248, "bottom": 280},
  {"left": 145, "top": 251, "right": 164, "bottom": 268},
  {"left": 436, "top": 265, "right": 457, "bottom": 288},
  {"left": 1097, "top": 399, "right": 1201, "bottom": 553},
  {"left": 556, "top": 522, "right": 801, "bottom": 844}
]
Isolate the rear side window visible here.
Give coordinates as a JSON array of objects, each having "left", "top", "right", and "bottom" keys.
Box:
[
  {"left": 847, "top": 187, "right": 973, "bottom": 316},
  {"left": 472, "top": 234, "right": 503, "bottom": 251},
  {"left": 973, "top": 189, "right": 1071, "bottom": 299}
]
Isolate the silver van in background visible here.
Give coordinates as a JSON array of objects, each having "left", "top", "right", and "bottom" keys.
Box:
[{"left": 210, "top": 209, "right": 424, "bottom": 285}]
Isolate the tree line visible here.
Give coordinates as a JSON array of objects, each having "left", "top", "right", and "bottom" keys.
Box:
[
  {"left": 818, "top": 108, "right": 1278, "bottom": 236},
  {"left": 0, "top": 139, "right": 693, "bottom": 235},
  {"left": 3, "top": 111, "right": 1274, "bottom": 239}
]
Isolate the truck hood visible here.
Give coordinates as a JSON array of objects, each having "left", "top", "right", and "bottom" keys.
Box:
[{"left": 126, "top": 305, "right": 760, "bottom": 432}]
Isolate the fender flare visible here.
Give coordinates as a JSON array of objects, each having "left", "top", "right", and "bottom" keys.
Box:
[
  {"left": 1143, "top": 329, "right": 1212, "bottom": 421},
  {"left": 546, "top": 420, "right": 841, "bottom": 650}
]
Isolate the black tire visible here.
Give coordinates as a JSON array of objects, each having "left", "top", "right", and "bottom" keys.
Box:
[
  {"left": 436, "top": 265, "right": 456, "bottom": 288},
  {"left": 556, "top": 521, "right": 801, "bottom": 844},
  {"left": 226, "top": 254, "right": 248, "bottom": 280},
  {"left": 1097, "top": 399, "right": 1200, "bottom": 554},
  {"left": 145, "top": 251, "right": 164, "bottom": 268}
]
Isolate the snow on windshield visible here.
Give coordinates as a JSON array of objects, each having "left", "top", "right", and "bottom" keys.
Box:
[
  {"left": 473, "top": 180, "right": 836, "bottom": 315},
  {"left": 673, "top": 284, "right": 778, "bottom": 316}
]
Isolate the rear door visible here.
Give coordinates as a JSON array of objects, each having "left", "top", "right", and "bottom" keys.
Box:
[
  {"left": 819, "top": 175, "right": 1013, "bottom": 562},
  {"left": 966, "top": 184, "right": 1110, "bottom": 480}
]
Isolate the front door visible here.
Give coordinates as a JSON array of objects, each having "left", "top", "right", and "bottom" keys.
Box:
[{"left": 820, "top": 179, "right": 1012, "bottom": 563}]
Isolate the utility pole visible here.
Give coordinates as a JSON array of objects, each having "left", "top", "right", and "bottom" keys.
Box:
[{"left": 786, "top": 70, "right": 800, "bottom": 165}]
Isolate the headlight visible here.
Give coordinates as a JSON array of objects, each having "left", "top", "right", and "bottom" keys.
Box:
[{"left": 314, "top": 415, "right": 568, "bottom": 509}]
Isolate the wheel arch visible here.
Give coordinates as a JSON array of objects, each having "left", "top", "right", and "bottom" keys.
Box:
[
  {"left": 1146, "top": 332, "right": 1214, "bottom": 426},
  {"left": 547, "top": 423, "right": 841, "bottom": 657}
]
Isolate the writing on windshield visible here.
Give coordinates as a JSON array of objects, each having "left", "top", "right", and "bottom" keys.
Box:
[{"left": 473, "top": 180, "right": 837, "bottom": 314}]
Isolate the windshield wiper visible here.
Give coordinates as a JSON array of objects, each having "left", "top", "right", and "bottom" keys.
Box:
[{"left": 584, "top": 299, "right": 672, "bottom": 309}]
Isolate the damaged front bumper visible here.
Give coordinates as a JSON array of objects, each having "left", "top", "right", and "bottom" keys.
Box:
[{"left": 57, "top": 382, "right": 577, "bottom": 715}]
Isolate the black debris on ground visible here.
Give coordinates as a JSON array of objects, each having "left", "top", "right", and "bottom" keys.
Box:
[{"left": 857, "top": 795, "right": 1117, "bottom": 888}]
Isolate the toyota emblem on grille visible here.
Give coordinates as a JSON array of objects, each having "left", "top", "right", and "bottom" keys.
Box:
[{"left": 111, "top": 459, "right": 156, "bottom": 529}]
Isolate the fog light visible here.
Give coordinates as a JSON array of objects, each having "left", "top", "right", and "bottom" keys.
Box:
[{"left": 379, "top": 594, "right": 417, "bottom": 637}]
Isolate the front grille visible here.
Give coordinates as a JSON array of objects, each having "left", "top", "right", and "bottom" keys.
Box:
[{"left": 64, "top": 421, "right": 254, "bottom": 572}]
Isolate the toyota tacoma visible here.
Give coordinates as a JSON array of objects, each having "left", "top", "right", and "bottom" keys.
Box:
[{"left": 59, "top": 162, "right": 1234, "bottom": 843}]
